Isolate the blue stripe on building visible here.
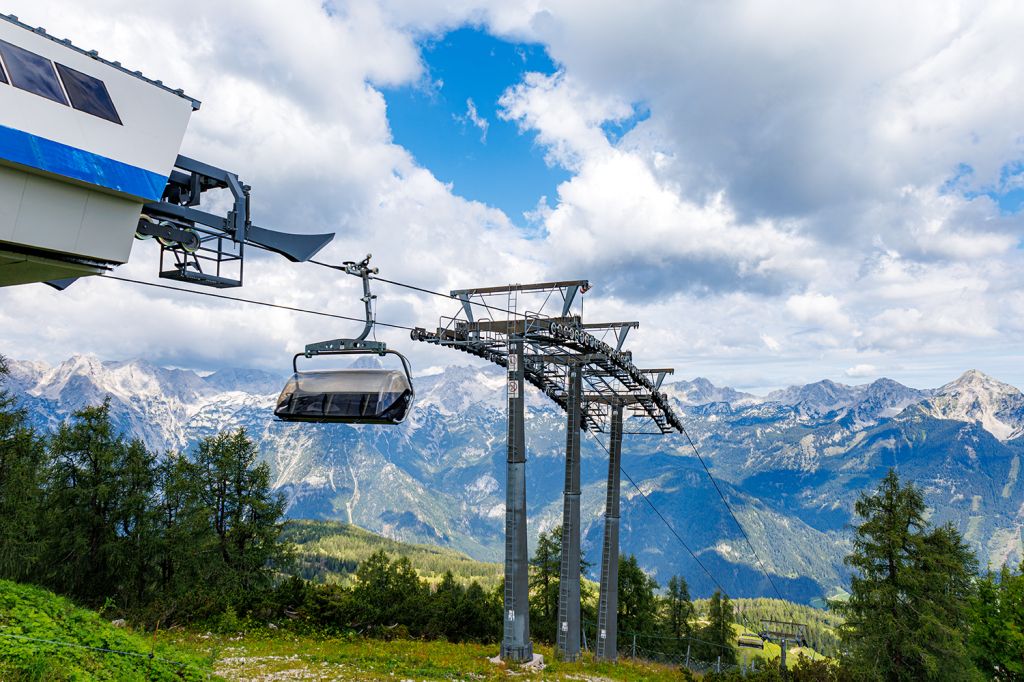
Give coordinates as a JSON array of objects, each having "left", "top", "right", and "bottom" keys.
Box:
[{"left": 0, "top": 124, "right": 167, "bottom": 201}]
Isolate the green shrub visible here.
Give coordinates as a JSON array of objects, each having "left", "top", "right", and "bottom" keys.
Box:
[{"left": 0, "top": 579, "right": 209, "bottom": 681}]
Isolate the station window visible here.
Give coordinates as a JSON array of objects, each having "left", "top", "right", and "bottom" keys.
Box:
[
  {"left": 56, "top": 63, "right": 121, "bottom": 125},
  {"left": 0, "top": 40, "right": 68, "bottom": 105}
]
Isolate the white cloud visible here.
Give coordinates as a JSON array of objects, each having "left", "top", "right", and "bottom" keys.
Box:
[
  {"left": 845, "top": 364, "right": 878, "bottom": 379},
  {"left": 499, "top": 70, "right": 633, "bottom": 169},
  {"left": 1, "top": 0, "right": 1023, "bottom": 392},
  {"left": 455, "top": 98, "right": 489, "bottom": 142},
  {"left": 0, "top": 0, "right": 538, "bottom": 373},
  {"left": 485, "top": 0, "right": 1024, "bottom": 383},
  {"left": 785, "top": 293, "right": 852, "bottom": 331}
]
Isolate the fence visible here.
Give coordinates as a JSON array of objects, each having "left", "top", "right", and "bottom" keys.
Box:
[{"left": 581, "top": 619, "right": 773, "bottom": 676}]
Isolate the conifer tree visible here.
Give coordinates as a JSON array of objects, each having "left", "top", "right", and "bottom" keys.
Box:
[
  {"left": 193, "top": 428, "right": 289, "bottom": 605},
  {"left": 529, "top": 527, "right": 560, "bottom": 635},
  {"left": 0, "top": 356, "right": 45, "bottom": 582},
  {"left": 43, "top": 400, "right": 126, "bottom": 603},
  {"left": 428, "top": 570, "right": 463, "bottom": 639},
  {"left": 151, "top": 429, "right": 289, "bottom": 620},
  {"left": 617, "top": 554, "right": 659, "bottom": 635},
  {"left": 833, "top": 469, "right": 978, "bottom": 680},
  {"left": 348, "top": 550, "right": 428, "bottom": 632},
  {"left": 528, "top": 526, "right": 592, "bottom": 641},
  {"left": 153, "top": 451, "right": 213, "bottom": 617},
  {"left": 663, "top": 574, "right": 694, "bottom": 640},
  {"left": 699, "top": 590, "right": 736, "bottom": 663},
  {"left": 459, "top": 580, "right": 499, "bottom": 642},
  {"left": 115, "top": 439, "right": 159, "bottom": 609},
  {"left": 969, "top": 565, "right": 1024, "bottom": 679}
]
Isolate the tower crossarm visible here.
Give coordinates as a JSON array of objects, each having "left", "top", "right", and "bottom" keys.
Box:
[{"left": 409, "top": 283, "right": 685, "bottom": 435}]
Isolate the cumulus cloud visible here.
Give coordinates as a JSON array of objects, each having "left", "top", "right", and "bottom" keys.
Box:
[
  {"left": 0, "top": 0, "right": 539, "bottom": 373},
  {"left": 486, "top": 0, "right": 1024, "bottom": 383},
  {"left": 786, "top": 293, "right": 853, "bottom": 332},
  {"left": 499, "top": 70, "right": 633, "bottom": 169},
  {"left": 1, "top": 0, "right": 1023, "bottom": 391},
  {"left": 498, "top": 71, "right": 829, "bottom": 297}
]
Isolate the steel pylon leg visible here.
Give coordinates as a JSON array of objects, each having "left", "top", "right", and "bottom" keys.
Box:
[
  {"left": 596, "top": 403, "right": 624, "bottom": 660},
  {"left": 501, "top": 339, "right": 532, "bottom": 662},
  {"left": 557, "top": 361, "right": 582, "bottom": 661}
]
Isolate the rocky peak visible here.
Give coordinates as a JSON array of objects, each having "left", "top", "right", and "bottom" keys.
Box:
[
  {"left": 663, "top": 377, "right": 759, "bottom": 406},
  {"left": 765, "top": 379, "right": 859, "bottom": 415},
  {"left": 923, "top": 370, "right": 1024, "bottom": 441},
  {"left": 857, "top": 378, "right": 927, "bottom": 418},
  {"left": 942, "top": 369, "right": 1020, "bottom": 396},
  {"left": 204, "top": 367, "right": 284, "bottom": 396}
]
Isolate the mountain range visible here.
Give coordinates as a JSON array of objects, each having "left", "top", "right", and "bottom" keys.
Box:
[{"left": 5, "top": 354, "right": 1024, "bottom": 604}]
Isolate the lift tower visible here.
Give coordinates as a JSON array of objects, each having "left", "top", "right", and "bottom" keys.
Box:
[
  {"left": 761, "top": 619, "right": 810, "bottom": 674},
  {"left": 412, "top": 280, "right": 683, "bottom": 663}
]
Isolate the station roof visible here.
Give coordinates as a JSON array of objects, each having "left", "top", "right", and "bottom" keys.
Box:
[{"left": 1, "top": 13, "right": 201, "bottom": 110}]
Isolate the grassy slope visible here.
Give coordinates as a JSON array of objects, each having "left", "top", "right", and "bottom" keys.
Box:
[
  {"left": 0, "top": 579, "right": 209, "bottom": 681},
  {"left": 284, "top": 518, "right": 503, "bottom": 587},
  {"left": 732, "top": 624, "right": 826, "bottom": 668},
  {"left": 158, "top": 625, "right": 829, "bottom": 680},
  {"left": 162, "top": 630, "right": 684, "bottom": 681},
  {"left": 696, "top": 596, "right": 842, "bottom": 659}
]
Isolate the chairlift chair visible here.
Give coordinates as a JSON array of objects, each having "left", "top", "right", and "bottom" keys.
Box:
[
  {"left": 737, "top": 633, "right": 765, "bottom": 650},
  {"left": 274, "top": 255, "right": 414, "bottom": 424}
]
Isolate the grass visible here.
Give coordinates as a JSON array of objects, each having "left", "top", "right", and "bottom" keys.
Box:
[
  {"left": 0, "top": 571, "right": 829, "bottom": 680},
  {"left": 161, "top": 630, "right": 688, "bottom": 681},
  {"left": 0, "top": 579, "right": 210, "bottom": 681}
]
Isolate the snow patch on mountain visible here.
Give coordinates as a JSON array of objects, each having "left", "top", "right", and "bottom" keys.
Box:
[
  {"left": 665, "top": 375, "right": 929, "bottom": 430},
  {"left": 5, "top": 354, "right": 281, "bottom": 452},
  {"left": 412, "top": 364, "right": 545, "bottom": 414}
]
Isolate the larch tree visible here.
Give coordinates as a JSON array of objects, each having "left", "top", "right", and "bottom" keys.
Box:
[
  {"left": 663, "top": 574, "right": 694, "bottom": 640},
  {"left": 700, "top": 589, "right": 736, "bottom": 664},
  {"left": 833, "top": 468, "right": 979, "bottom": 681},
  {"left": 617, "top": 554, "right": 659, "bottom": 636}
]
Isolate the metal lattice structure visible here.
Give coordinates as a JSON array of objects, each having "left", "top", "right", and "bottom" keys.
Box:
[
  {"left": 411, "top": 280, "right": 683, "bottom": 662},
  {"left": 760, "top": 619, "right": 810, "bottom": 671}
]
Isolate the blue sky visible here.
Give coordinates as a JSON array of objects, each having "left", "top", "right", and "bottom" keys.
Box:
[
  {"left": 384, "top": 29, "right": 570, "bottom": 224},
  {"left": 944, "top": 161, "right": 1024, "bottom": 216}
]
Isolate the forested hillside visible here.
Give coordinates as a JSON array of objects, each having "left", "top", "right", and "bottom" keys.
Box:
[
  {"left": 715, "top": 598, "right": 843, "bottom": 658},
  {"left": 284, "top": 519, "right": 502, "bottom": 586}
]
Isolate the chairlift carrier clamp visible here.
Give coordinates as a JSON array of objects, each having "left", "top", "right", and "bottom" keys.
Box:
[{"left": 303, "top": 254, "right": 385, "bottom": 356}]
